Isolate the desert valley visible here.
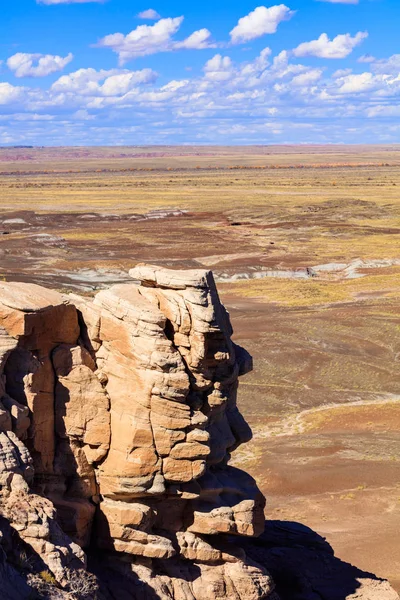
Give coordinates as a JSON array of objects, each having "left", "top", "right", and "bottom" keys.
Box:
[{"left": 0, "top": 145, "right": 399, "bottom": 597}]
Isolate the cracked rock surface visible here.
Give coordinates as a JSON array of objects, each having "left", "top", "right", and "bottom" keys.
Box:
[{"left": 0, "top": 266, "right": 397, "bottom": 599}]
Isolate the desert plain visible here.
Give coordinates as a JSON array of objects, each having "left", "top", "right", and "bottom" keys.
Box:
[{"left": 1, "top": 144, "right": 399, "bottom": 591}]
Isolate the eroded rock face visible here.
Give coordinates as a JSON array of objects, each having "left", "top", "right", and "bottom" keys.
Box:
[
  {"left": 0, "top": 269, "right": 397, "bottom": 600},
  {"left": 0, "top": 268, "right": 275, "bottom": 599}
]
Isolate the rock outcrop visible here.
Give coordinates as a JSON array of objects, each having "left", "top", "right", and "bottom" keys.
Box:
[
  {"left": 0, "top": 267, "right": 397, "bottom": 600},
  {"left": 0, "top": 267, "right": 275, "bottom": 599}
]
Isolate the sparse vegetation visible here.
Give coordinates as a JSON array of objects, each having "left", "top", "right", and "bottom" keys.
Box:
[
  {"left": 1, "top": 145, "right": 400, "bottom": 590},
  {"left": 39, "top": 570, "right": 57, "bottom": 585},
  {"left": 222, "top": 271, "right": 400, "bottom": 307},
  {"left": 65, "top": 568, "right": 100, "bottom": 599}
]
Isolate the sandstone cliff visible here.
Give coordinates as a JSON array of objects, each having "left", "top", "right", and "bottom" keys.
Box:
[{"left": 0, "top": 267, "right": 397, "bottom": 600}]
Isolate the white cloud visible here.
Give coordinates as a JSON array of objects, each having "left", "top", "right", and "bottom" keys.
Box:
[
  {"left": 52, "top": 67, "right": 157, "bottom": 95},
  {"left": 137, "top": 9, "right": 161, "bottom": 20},
  {"left": 73, "top": 109, "right": 95, "bottom": 120},
  {"left": 203, "top": 55, "right": 233, "bottom": 81},
  {"left": 174, "top": 29, "right": 215, "bottom": 50},
  {"left": 161, "top": 80, "right": 189, "bottom": 92},
  {"left": 358, "top": 54, "right": 376, "bottom": 64},
  {"left": 333, "top": 70, "right": 400, "bottom": 97},
  {"left": 51, "top": 68, "right": 109, "bottom": 93},
  {"left": 240, "top": 47, "right": 272, "bottom": 76},
  {"left": 7, "top": 52, "right": 73, "bottom": 78},
  {"left": 332, "top": 68, "right": 352, "bottom": 78},
  {"left": 370, "top": 54, "right": 400, "bottom": 75},
  {"left": 268, "top": 50, "right": 309, "bottom": 79},
  {"left": 97, "top": 17, "right": 216, "bottom": 63},
  {"left": 336, "top": 72, "right": 376, "bottom": 94},
  {"left": 230, "top": 5, "right": 295, "bottom": 44},
  {"left": 100, "top": 70, "right": 157, "bottom": 95},
  {"left": 293, "top": 31, "right": 367, "bottom": 59},
  {"left": 201, "top": 47, "right": 323, "bottom": 93},
  {"left": 3, "top": 44, "right": 400, "bottom": 146},
  {"left": 0, "top": 82, "right": 24, "bottom": 105},
  {"left": 37, "top": 0, "right": 104, "bottom": 4},
  {"left": 366, "top": 105, "right": 400, "bottom": 118},
  {"left": 97, "top": 17, "right": 183, "bottom": 63},
  {"left": 19, "top": 113, "right": 55, "bottom": 121},
  {"left": 291, "top": 69, "right": 323, "bottom": 86}
]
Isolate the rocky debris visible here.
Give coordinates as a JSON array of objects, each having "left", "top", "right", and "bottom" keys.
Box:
[
  {"left": 0, "top": 265, "right": 397, "bottom": 600},
  {"left": 212, "top": 257, "right": 400, "bottom": 283},
  {"left": 0, "top": 431, "right": 86, "bottom": 588},
  {"left": 61, "top": 268, "right": 131, "bottom": 290}
]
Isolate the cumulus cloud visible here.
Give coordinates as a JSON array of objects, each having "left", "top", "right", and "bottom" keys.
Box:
[
  {"left": 97, "top": 17, "right": 216, "bottom": 63},
  {"left": 291, "top": 69, "right": 323, "bottom": 86},
  {"left": 336, "top": 72, "right": 376, "bottom": 94},
  {"left": 201, "top": 48, "right": 326, "bottom": 94},
  {"left": 203, "top": 55, "right": 233, "bottom": 81},
  {"left": 230, "top": 5, "right": 295, "bottom": 44},
  {"left": 0, "top": 82, "right": 24, "bottom": 105},
  {"left": 100, "top": 71, "right": 158, "bottom": 95},
  {"left": 174, "top": 29, "right": 215, "bottom": 50},
  {"left": 97, "top": 17, "right": 183, "bottom": 63},
  {"left": 3, "top": 44, "right": 400, "bottom": 145},
  {"left": 51, "top": 67, "right": 157, "bottom": 95},
  {"left": 358, "top": 54, "right": 376, "bottom": 63},
  {"left": 370, "top": 54, "right": 400, "bottom": 74},
  {"left": 332, "top": 68, "right": 352, "bottom": 78},
  {"left": 293, "top": 31, "right": 367, "bottom": 59},
  {"left": 137, "top": 9, "right": 161, "bottom": 20},
  {"left": 267, "top": 50, "right": 311, "bottom": 80},
  {"left": 331, "top": 69, "right": 400, "bottom": 97},
  {"left": 7, "top": 52, "right": 73, "bottom": 78},
  {"left": 240, "top": 47, "right": 272, "bottom": 75}
]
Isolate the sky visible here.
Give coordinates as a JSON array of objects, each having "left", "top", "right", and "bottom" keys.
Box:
[{"left": 1, "top": 0, "right": 400, "bottom": 145}]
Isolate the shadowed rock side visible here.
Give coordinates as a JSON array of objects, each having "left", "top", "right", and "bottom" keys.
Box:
[{"left": 0, "top": 267, "right": 397, "bottom": 600}]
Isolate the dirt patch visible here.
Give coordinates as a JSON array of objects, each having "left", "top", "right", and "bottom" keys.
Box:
[{"left": 1, "top": 146, "right": 400, "bottom": 590}]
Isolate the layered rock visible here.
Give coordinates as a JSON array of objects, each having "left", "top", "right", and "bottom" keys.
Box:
[
  {"left": 0, "top": 267, "right": 274, "bottom": 599},
  {"left": 0, "top": 268, "right": 397, "bottom": 600}
]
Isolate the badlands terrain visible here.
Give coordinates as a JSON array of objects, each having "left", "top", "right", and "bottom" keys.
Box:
[{"left": 1, "top": 144, "right": 400, "bottom": 592}]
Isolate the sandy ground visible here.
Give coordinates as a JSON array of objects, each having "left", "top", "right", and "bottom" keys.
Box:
[
  {"left": 225, "top": 295, "right": 400, "bottom": 592},
  {"left": 1, "top": 145, "right": 399, "bottom": 590}
]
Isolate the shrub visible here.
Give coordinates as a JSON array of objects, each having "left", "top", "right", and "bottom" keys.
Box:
[
  {"left": 65, "top": 568, "right": 100, "bottom": 599},
  {"left": 39, "top": 570, "right": 57, "bottom": 585}
]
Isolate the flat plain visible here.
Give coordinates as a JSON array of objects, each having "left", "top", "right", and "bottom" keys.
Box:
[{"left": 1, "top": 145, "right": 400, "bottom": 590}]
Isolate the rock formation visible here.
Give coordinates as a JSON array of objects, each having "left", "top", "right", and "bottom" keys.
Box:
[
  {"left": 0, "top": 267, "right": 276, "bottom": 599},
  {"left": 0, "top": 267, "right": 397, "bottom": 600}
]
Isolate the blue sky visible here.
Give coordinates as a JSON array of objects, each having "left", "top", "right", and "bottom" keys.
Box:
[{"left": 1, "top": 0, "right": 399, "bottom": 145}]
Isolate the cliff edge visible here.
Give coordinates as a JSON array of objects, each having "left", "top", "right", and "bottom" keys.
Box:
[{"left": 0, "top": 266, "right": 397, "bottom": 600}]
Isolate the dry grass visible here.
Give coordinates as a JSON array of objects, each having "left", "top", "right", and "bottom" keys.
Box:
[
  {"left": 1, "top": 145, "right": 400, "bottom": 590},
  {"left": 2, "top": 149, "right": 399, "bottom": 278},
  {"left": 300, "top": 401, "right": 400, "bottom": 433},
  {"left": 221, "top": 270, "right": 400, "bottom": 307}
]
